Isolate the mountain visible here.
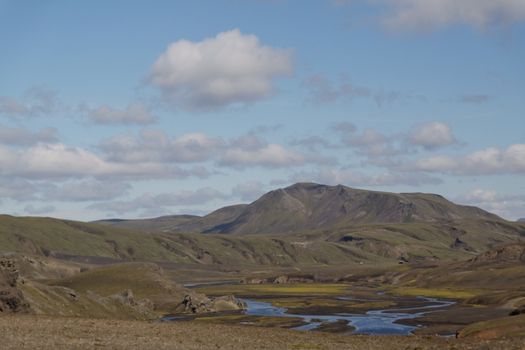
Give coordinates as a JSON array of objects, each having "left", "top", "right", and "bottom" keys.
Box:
[
  {"left": 518, "top": 218, "right": 525, "bottom": 223},
  {"left": 100, "top": 183, "right": 502, "bottom": 235},
  {"left": 2, "top": 183, "right": 524, "bottom": 268}
]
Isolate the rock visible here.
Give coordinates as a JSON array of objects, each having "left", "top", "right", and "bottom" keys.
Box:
[
  {"left": 177, "top": 293, "right": 245, "bottom": 314},
  {"left": 273, "top": 276, "right": 288, "bottom": 284},
  {"left": 112, "top": 289, "right": 136, "bottom": 306},
  {"left": 0, "top": 258, "right": 29, "bottom": 313},
  {"left": 509, "top": 307, "right": 525, "bottom": 316},
  {"left": 110, "top": 289, "right": 154, "bottom": 315},
  {"left": 469, "top": 244, "right": 525, "bottom": 265}
]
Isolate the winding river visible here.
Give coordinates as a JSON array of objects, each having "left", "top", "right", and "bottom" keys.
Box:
[{"left": 242, "top": 296, "right": 455, "bottom": 335}]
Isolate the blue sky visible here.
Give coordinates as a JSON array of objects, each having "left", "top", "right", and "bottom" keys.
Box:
[{"left": 0, "top": 0, "right": 524, "bottom": 220}]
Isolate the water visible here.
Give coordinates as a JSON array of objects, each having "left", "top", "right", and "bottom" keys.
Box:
[{"left": 242, "top": 296, "right": 455, "bottom": 335}]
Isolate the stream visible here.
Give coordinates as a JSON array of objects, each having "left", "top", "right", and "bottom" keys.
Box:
[{"left": 242, "top": 296, "right": 455, "bottom": 335}]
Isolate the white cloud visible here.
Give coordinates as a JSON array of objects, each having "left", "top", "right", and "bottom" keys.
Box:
[
  {"left": 413, "top": 144, "right": 525, "bottom": 175},
  {"left": 379, "top": 0, "right": 525, "bottom": 30},
  {"left": 0, "top": 143, "right": 205, "bottom": 180},
  {"left": 409, "top": 122, "right": 457, "bottom": 150},
  {"left": 0, "top": 125, "right": 58, "bottom": 146},
  {"left": 100, "top": 130, "right": 225, "bottom": 163},
  {"left": 84, "top": 103, "right": 156, "bottom": 125},
  {"left": 456, "top": 188, "right": 525, "bottom": 220},
  {"left": 219, "top": 143, "right": 322, "bottom": 168},
  {"left": 149, "top": 29, "right": 293, "bottom": 109},
  {"left": 303, "top": 74, "right": 405, "bottom": 106},
  {"left": 0, "top": 87, "right": 58, "bottom": 118},
  {"left": 336, "top": 125, "right": 403, "bottom": 158},
  {"left": 100, "top": 129, "right": 331, "bottom": 170},
  {"left": 334, "top": 0, "right": 525, "bottom": 30}
]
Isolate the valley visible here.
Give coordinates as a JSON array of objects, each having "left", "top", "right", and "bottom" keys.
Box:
[{"left": 1, "top": 183, "right": 525, "bottom": 348}]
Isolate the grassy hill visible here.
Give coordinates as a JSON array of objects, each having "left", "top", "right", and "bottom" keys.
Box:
[{"left": 1, "top": 213, "right": 524, "bottom": 269}]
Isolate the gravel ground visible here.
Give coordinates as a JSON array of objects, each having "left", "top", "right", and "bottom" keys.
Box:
[{"left": 1, "top": 315, "right": 524, "bottom": 350}]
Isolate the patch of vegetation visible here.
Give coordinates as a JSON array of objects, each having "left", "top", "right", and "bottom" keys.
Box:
[
  {"left": 195, "top": 283, "right": 351, "bottom": 297},
  {"left": 390, "top": 287, "right": 480, "bottom": 299},
  {"left": 459, "top": 314, "right": 525, "bottom": 339}
]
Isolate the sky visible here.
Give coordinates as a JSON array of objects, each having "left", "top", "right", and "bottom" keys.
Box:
[{"left": 0, "top": 0, "right": 524, "bottom": 221}]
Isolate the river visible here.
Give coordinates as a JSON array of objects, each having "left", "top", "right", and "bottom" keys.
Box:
[{"left": 242, "top": 296, "right": 455, "bottom": 335}]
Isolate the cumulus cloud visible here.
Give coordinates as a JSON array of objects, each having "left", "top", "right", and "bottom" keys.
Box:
[
  {"left": 219, "top": 143, "right": 334, "bottom": 168},
  {"left": 99, "top": 129, "right": 331, "bottom": 170},
  {"left": 335, "top": 125, "right": 403, "bottom": 158},
  {"left": 0, "top": 143, "right": 206, "bottom": 180},
  {"left": 378, "top": 0, "right": 525, "bottom": 30},
  {"left": 303, "top": 74, "right": 405, "bottom": 106},
  {"left": 334, "top": 0, "right": 525, "bottom": 31},
  {"left": 100, "top": 130, "right": 224, "bottom": 163},
  {"left": 149, "top": 29, "right": 293, "bottom": 110},
  {"left": 456, "top": 188, "right": 525, "bottom": 220},
  {"left": 408, "top": 122, "right": 457, "bottom": 150},
  {"left": 0, "top": 126, "right": 58, "bottom": 146},
  {"left": 83, "top": 103, "right": 156, "bottom": 125},
  {"left": 0, "top": 87, "right": 58, "bottom": 118},
  {"left": 413, "top": 144, "right": 525, "bottom": 175}
]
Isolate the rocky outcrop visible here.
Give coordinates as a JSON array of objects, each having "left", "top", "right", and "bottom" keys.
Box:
[
  {"left": 242, "top": 274, "right": 317, "bottom": 285},
  {"left": 177, "top": 294, "right": 246, "bottom": 314},
  {"left": 110, "top": 289, "right": 155, "bottom": 315},
  {"left": 469, "top": 244, "right": 525, "bottom": 265},
  {"left": 0, "top": 257, "right": 29, "bottom": 313}
]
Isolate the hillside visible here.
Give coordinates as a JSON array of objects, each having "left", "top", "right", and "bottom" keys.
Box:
[
  {"left": 99, "top": 183, "right": 503, "bottom": 235},
  {"left": 0, "top": 254, "right": 244, "bottom": 318},
  {"left": 2, "top": 182, "right": 525, "bottom": 268}
]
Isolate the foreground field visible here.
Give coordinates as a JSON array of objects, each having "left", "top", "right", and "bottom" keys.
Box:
[{"left": 1, "top": 315, "right": 524, "bottom": 350}]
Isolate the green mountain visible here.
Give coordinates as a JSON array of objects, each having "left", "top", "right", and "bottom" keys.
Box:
[
  {"left": 99, "top": 183, "right": 502, "bottom": 235},
  {"left": 1, "top": 183, "right": 524, "bottom": 267}
]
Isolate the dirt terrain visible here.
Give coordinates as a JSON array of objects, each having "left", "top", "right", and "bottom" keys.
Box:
[{"left": 1, "top": 315, "right": 524, "bottom": 350}]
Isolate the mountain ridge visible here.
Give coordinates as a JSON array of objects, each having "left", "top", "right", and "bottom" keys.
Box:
[{"left": 97, "top": 183, "right": 502, "bottom": 235}]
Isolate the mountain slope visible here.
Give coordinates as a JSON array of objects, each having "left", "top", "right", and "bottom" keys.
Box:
[{"left": 182, "top": 183, "right": 501, "bottom": 234}]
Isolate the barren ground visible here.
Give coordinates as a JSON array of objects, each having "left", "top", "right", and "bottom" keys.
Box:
[{"left": 1, "top": 315, "right": 524, "bottom": 350}]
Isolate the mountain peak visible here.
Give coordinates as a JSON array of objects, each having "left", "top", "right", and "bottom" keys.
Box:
[{"left": 196, "top": 183, "right": 500, "bottom": 234}]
